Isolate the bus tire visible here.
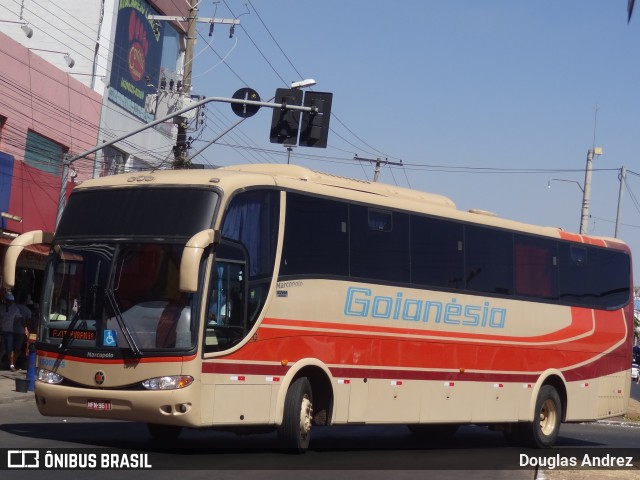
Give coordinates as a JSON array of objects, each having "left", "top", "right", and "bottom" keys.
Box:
[
  {"left": 147, "top": 423, "right": 182, "bottom": 442},
  {"left": 526, "top": 384, "right": 562, "bottom": 448},
  {"left": 278, "top": 377, "right": 313, "bottom": 452}
]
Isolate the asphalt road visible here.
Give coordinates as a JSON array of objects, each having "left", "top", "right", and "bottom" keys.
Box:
[{"left": 0, "top": 401, "right": 639, "bottom": 479}]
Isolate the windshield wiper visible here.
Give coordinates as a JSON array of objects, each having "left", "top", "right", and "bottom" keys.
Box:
[
  {"left": 105, "top": 288, "right": 142, "bottom": 357},
  {"left": 59, "top": 308, "right": 82, "bottom": 353}
]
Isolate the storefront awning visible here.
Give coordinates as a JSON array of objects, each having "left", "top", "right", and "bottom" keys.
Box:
[{"left": 0, "top": 236, "right": 50, "bottom": 256}]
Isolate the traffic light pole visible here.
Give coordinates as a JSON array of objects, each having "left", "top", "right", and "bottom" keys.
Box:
[{"left": 56, "top": 95, "right": 317, "bottom": 227}]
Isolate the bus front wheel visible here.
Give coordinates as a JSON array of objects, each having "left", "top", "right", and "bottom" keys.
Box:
[
  {"left": 527, "top": 384, "right": 562, "bottom": 448},
  {"left": 278, "top": 377, "right": 313, "bottom": 452}
]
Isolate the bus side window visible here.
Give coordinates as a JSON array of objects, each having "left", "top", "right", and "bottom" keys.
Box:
[
  {"left": 205, "top": 242, "right": 248, "bottom": 352},
  {"left": 514, "top": 235, "right": 558, "bottom": 300}
]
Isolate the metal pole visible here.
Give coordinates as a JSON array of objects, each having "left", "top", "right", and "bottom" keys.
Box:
[
  {"left": 373, "top": 159, "right": 381, "bottom": 182},
  {"left": 173, "top": 0, "right": 199, "bottom": 169},
  {"left": 354, "top": 155, "right": 402, "bottom": 182},
  {"left": 615, "top": 165, "right": 626, "bottom": 238},
  {"left": 580, "top": 149, "right": 594, "bottom": 234},
  {"left": 189, "top": 96, "right": 275, "bottom": 162},
  {"left": 55, "top": 96, "right": 316, "bottom": 227},
  {"left": 56, "top": 156, "right": 70, "bottom": 228}
]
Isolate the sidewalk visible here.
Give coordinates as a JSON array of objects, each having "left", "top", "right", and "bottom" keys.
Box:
[{"left": 0, "top": 368, "right": 36, "bottom": 405}]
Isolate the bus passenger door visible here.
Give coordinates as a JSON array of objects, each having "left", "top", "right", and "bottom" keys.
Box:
[{"left": 204, "top": 242, "right": 248, "bottom": 352}]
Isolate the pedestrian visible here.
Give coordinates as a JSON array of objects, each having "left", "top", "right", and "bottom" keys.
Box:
[
  {"left": 15, "top": 294, "right": 32, "bottom": 368},
  {"left": 1, "top": 292, "right": 22, "bottom": 371}
]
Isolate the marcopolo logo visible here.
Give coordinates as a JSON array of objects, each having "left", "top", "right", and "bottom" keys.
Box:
[{"left": 343, "top": 287, "right": 507, "bottom": 329}]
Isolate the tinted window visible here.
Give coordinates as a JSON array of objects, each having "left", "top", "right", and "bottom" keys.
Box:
[
  {"left": 558, "top": 244, "right": 597, "bottom": 304},
  {"left": 514, "top": 234, "right": 558, "bottom": 300},
  {"left": 595, "top": 249, "right": 631, "bottom": 308},
  {"left": 558, "top": 243, "right": 630, "bottom": 309},
  {"left": 276, "top": 192, "right": 630, "bottom": 311},
  {"left": 57, "top": 188, "right": 218, "bottom": 239},
  {"left": 280, "top": 193, "right": 348, "bottom": 277},
  {"left": 222, "top": 190, "right": 279, "bottom": 279},
  {"left": 411, "top": 216, "right": 464, "bottom": 289},
  {"left": 465, "top": 226, "right": 513, "bottom": 295},
  {"left": 350, "top": 205, "right": 410, "bottom": 283}
]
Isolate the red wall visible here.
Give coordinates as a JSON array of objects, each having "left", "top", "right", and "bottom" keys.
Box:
[{"left": 0, "top": 32, "right": 102, "bottom": 234}]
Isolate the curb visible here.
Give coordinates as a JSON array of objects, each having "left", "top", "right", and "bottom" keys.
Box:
[
  {"left": 0, "top": 392, "right": 35, "bottom": 405},
  {"left": 0, "top": 370, "right": 37, "bottom": 405},
  {"left": 593, "top": 419, "right": 640, "bottom": 428}
]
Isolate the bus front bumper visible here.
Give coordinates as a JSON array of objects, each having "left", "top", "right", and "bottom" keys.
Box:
[{"left": 34, "top": 381, "right": 201, "bottom": 427}]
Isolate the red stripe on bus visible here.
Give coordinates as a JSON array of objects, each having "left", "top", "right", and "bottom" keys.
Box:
[
  {"left": 212, "top": 307, "right": 629, "bottom": 379},
  {"left": 260, "top": 306, "right": 619, "bottom": 344},
  {"left": 199, "top": 360, "right": 626, "bottom": 384},
  {"left": 37, "top": 350, "right": 195, "bottom": 364}
]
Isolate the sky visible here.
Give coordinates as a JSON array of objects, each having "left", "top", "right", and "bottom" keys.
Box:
[{"left": 186, "top": 0, "right": 640, "bottom": 280}]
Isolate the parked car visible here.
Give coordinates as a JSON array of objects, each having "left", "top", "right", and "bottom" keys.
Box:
[{"left": 632, "top": 363, "right": 639, "bottom": 381}]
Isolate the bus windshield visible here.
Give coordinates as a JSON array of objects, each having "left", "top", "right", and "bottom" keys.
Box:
[
  {"left": 36, "top": 186, "right": 220, "bottom": 355},
  {"left": 40, "top": 242, "right": 195, "bottom": 354}
]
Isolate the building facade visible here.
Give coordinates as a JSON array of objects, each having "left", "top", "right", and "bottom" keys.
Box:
[{"left": 0, "top": 0, "right": 189, "bottom": 303}]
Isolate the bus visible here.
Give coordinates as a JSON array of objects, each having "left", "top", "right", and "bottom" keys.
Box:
[{"left": 3, "top": 163, "right": 633, "bottom": 451}]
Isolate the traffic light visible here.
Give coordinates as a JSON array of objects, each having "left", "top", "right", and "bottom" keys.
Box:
[
  {"left": 269, "top": 88, "right": 303, "bottom": 144},
  {"left": 299, "top": 92, "right": 332, "bottom": 148}
]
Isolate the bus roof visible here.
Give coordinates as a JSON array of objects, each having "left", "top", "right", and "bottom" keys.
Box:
[{"left": 74, "top": 163, "right": 626, "bottom": 247}]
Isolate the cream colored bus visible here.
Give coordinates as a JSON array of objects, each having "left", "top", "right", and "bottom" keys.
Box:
[{"left": 4, "top": 164, "right": 633, "bottom": 451}]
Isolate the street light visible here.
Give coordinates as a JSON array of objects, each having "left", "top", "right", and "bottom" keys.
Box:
[
  {"left": 291, "top": 79, "right": 316, "bottom": 89},
  {"left": 29, "top": 48, "right": 75, "bottom": 68},
  {"left": 580, "top": 147, "right": 602, "bottom": 234},
  {"left": 547, "top": 178, "right": 584, "bottom": 192},
  {"left": 0, "top": 20, "right": 33, "bottom": 38}
]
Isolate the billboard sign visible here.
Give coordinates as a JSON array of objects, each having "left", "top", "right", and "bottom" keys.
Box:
[{"left": 108, "top": 0, "right": 164, "bottom": 122}]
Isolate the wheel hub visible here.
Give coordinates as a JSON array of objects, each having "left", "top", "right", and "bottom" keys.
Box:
[{"left": 299, "top": 394, "right": 313, "bottom": 436}]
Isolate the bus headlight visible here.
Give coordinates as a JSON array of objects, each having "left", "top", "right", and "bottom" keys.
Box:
[
  {"left": 36, "top": 368, "right": 64, "bottom": 384},
  {"left": 142, "top": 375, "right": 194, "bottom": 390}
]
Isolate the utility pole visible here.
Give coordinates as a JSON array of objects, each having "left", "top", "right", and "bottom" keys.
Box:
[
  {"left": 173, "top": 0, "right": 198, "bottom": 169},
  {"left": 615, "top": 165, "right": 626, "bottom": 238},
  {"left": 354, "top": 155, "right": 403, "bottom": 182},
  {"left": 148, "top": 8, "right": 240, "bottom": 169},
  {"left": 580, "top": 147, "right": 602, "bottom": 235}
]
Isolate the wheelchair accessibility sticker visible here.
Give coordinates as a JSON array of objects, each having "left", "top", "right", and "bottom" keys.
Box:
[{"left": 103, "top": 330, "right": 117, "bottom": 347}]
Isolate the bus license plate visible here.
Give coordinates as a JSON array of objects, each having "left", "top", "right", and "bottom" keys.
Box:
[{"left": 87, "top": 400, "right": 112, "bottom": 411}]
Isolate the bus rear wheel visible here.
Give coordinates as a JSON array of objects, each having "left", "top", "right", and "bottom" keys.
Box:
[
  {"left": 278, "top": 377, "right": 313, "bottom": 452},
  {"left": 526, "top": 384, "right": 562, "bottom": 448}
]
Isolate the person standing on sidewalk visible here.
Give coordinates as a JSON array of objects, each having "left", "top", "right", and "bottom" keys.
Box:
[
  {"left": 15, "top": 294, "right": 31, "bottom": 369},
  {"left": 1, "top": 293, "right": 22, "bottom": 371}
]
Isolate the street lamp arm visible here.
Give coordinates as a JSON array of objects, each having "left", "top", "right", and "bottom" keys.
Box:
[
  {"left": 56, "top": 95, "right": 319, "bottom": 227},
  {"left": 64, "top": 96, "right": 316, "bottom": 167},
  {"left": 547, "top": 178, "right": 584, "bottom": 193}
]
